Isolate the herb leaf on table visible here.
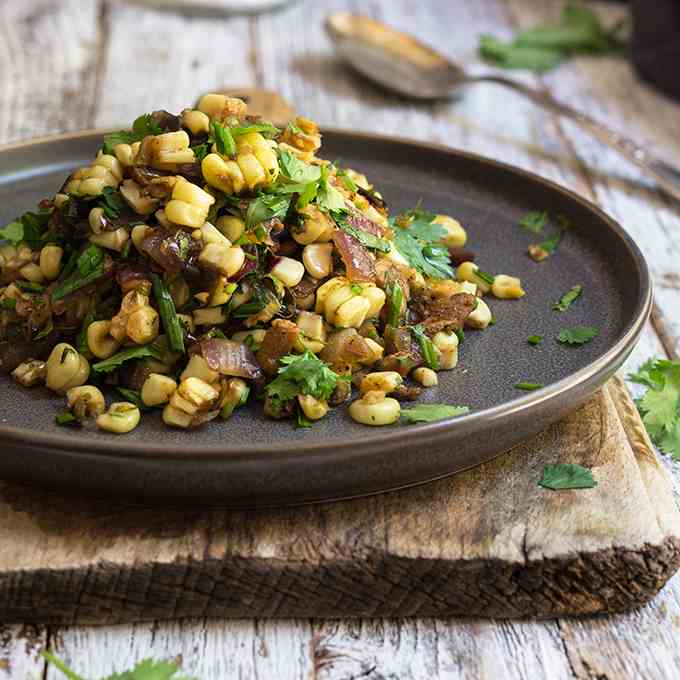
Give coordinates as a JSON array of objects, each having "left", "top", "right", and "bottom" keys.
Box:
[{"left": 539, "top": 463, "right": 597, "bottom": 490}]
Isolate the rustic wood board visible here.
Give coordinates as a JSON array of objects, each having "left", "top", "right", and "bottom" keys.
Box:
[{"left": 0, "top": 376, "right": 678, "bottom": 625}]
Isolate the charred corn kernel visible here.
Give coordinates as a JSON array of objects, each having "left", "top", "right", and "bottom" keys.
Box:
[
  {"left": 349, "top": 391, "right": 401, "bottom": 426},
  {"left": 296, "top": 311, "right": 326, "bottom": 342},
  {"left": 113, "top": 143, "right": 136, "bottom": 168},
  {"left": 96, "top": 402, "right": 140, "bottom": 434},
  {"left": 360, "top": 286, "right": 386, "bottom": 318},
  {"left": 360, "top": 371, "right": 403, "bottom": 394},
  {"left": 110, "top": 291, "right": 149, "bottom": 342},
  {"left": 65, "top": 151, "right": 122, "bottom": 196},
  {"left": 165, "top": 177, "right": 215, "bottom": 228},
  {"left": 181, "top": 108, "right": 210, "bottom": 135},
  {"left": 198, "top": 242, "right": 245, "bottom": 277},
  {"left": 466, "top": 298, "right": 492, "bottom": 330},
  {"left": 200, "top": 222, "right": 231, "bottom": 247},
  {"left": 87, "top": 320, "right": 121, "bottom": 359},
  {"left": 335, "top": 295, "right": 370, "bottom": 328},
  {"left": 217, "top": 215, "right": 245, "bottom": 242},
  {"left": 427, "top": 278, "right": 465, "bottom": 298},
  {"left": 292, "top": 205, "right": 334, "bottom": 245},
  {"left": 53, "top": 193, "right": 69, "bottom": 208},
  {"left": 412, "top": 367, "right": 438, "bottom": 387},
  {"left": 139, "top": 130, "right": 194, "bottom": 168},
  {"left": 19, "top": 263, "right": 45, "bottom": 284},
  {"left": 120, "top": 179, "right": 159, "bottom": 215},
  {"left": 220, "top": 377, "right": 249, "bottom": 418},
  {"left": 271, "top": 256, "right": 305, "bottom": 288},
  {"left": 302, "top": 243, "right": 333, "bottom": 279},
  {"left": 162, "top": 403, "right": 193, "bottom": 428},
  {"left": 209, "top": 276, "right": 237, "bottom": 306},
  {"left": 433, "top": 214, "right": 467, "bottom": 248},
  {"left": 193, "top": 306, "right": 227, "bottom": 326},
  {"left": 88, "top": 206, "right": 106, "bottom": 234},
  {"left": 362, "top": 338, "right": 385, "bottom": 365},
  {"left": 174, "top": 376, "right": 219, "bottom": 414},
  {"left": 279, "top": 117, "right": 321, "bottom": 159},
  {"left": 457, "top": 261, "right": 491, "bottom": 294},
  {"left": 232, "top": 328, "right": 266, "bottom": 347},
  {"left": 141, "top": 373, "right": 177, "bottom": 407},
  {"left": 181, "top": 355, "right": 219, "bottom": 384},
  {"left": 202, "top": 153, "right": 246, "bottom": 195},
  {"left": 131, "top": 224, "right": 153, "bottom": 252},
  {"left": 491, "top": 274, "right": 525, "bottom": 299},
  {"left": 459, "top": 281, "right": 477, "bottom": 295},
  {"left": 67, "top": 385, "right": 105, "bottom": 419},
  {"left": 197, "top": 93, "right": 247, "bottom": 121},
  {"left": 233, "top": 148, "right": 265, "bottom": 189},
  {"left": 298, "top": 394, "right": 329, "bottom": 421},
  {"left": 11, "top": 359, "right": 46, "bottom": 387},
  {"left": 236, "top": 132, "right": 279, "bottom": 186},
  {"left": 168, "top": 274, "right": 190, "bottom": 308},
  {"left": 126, "top": 306, "right": 159, "bottom": 344},
  {"left": 89, "top": 227, "right": 129, "bottom": 252},
  {"left": 194, "top": 292, "right": 209, "bottom": 305},
  {"left": 433, "top": 330, "right": 459, "bottom": 369},
  {"left": 45, "top": 343, "right": 90, "bottom": 393},
  {"left": 298, "top": 337, "right": 325, "bottom": 354}
]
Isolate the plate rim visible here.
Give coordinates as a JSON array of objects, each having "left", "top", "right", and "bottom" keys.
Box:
[{"left": 0, "top": 128, "right": 653, "bottom": 460}]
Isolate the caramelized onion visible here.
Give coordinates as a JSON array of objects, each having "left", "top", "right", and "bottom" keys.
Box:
[{"left": 200, "top": 339, "right": 263, "bottom": 380}]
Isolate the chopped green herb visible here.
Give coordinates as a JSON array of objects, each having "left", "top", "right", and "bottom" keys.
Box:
[
  {"left": 92, "top": 345, "right": 161, "bottom": 374},
  {"left": 55, "top": 412, "right": 80, "bottom": 427},
  {"left": 333, "top": 211, "right": 391, "bottom": 253},
  {"left": 191, "top": 143, "right": 210, "bottom": 163},
  {"left": 401, "top": 404, "right": 470, "bottom": 424},
  {"left": 350, "top": 283, "right": 363, "bottom": 295},
  {"left": 230, "top": 122, "right": 280, "bottom": 138},
  {"left": 151, "top": 274, "right": 185, "bottom": 354},
  {"left": 102, "top": 113, "right": 163, "bottom": 155},
  {"left": 0, "top": 298, "right": 17, "bottom": 311},
  {"left": 337, "top": 168, "right": 358, "bottom": 192},
  {"left": 316, "top": 165, "right": 346, "bottom": 213},
  {"left": 0, "top": 210, "right": 51, "bottom": 248},
  {"left": 475, "top": 268, "right": 496, "bottom": 286},
  {"left": 527, "top": 334, "right": 543, "bottom": 346},
  {"left": 539, "top": 463, "right": 597, "bottom": 490},
  {"left": 278, "top": 150, "right": 321, "bottom": 184},
  {"left": 296, "top": 407, "right": 313, "bottom": 428},
  {"left": 211, "top": 119, "right": 236, "bottom": 158},
  {"left": 515, "top": 381, "right": 544, "bottom": 391},
  {"left": 245, "top": 193, "right": 291, "bottom": 229},
  {"left": 98, "top": 186, "right": 125, "bottom": 219},
  {"left": 519, "top": 210, "right": 548, "bottom": 233},
  {"left": 411, "top": 325, "right": 439, "bottom": 371},
  {"left": 553, "top": 284, "right": 583, "bottom": 311},
  {"left": 286, "top": 122, "right": 303, "bottom": 135},
  {"left": 386, "top": 281, "right": 404, "bottom": 327},
  {"left": 15, "top": 280, "right": 45, "bottom": 293},
  {"left": 116, "top": 387, "right": 150, "bottom": 412},
  {"left": 34, "top": 318, "right": 54, "bottom": 340},
  {"left": 77, "top": 244, "right": 104, "bottom": 277},
  {"left": 455, "top": 328, "right": 465, "bottom": 344},
  {"left": 557, "top": 326, "right": 598, "bottom": 345}
]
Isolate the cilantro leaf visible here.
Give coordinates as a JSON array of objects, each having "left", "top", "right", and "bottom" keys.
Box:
[
  {"left": 333, "top": 211, "right": 391, "bottom": 253},
  {"left": 0, "top": 210, "right": 51, "bottom": 248},
  {"left": 265, "top": 351, "right": 346, "bottom": 408},
  {"left": 557, "top": 326, "right": 599, "bottom": 345},
  {"left": 628, "top": 358, "right": 665, "bottom": 391},
  {"left": 539, "top": 463, "right": 597, "bottom": 490},
  {"left": 537, "top": 229, "right": 564, "bottom": 254},
  {"left": 515, "top": 381, "right": 544, "bottom": 391},
  {"left": 553, "top": 284, "right": 582, "bottom": 311},
  {"left": 316, "top": 165, "right": 346, "bottom": 213},
  {"left": 659, "top": 420, "right": 680, "bottom": 461},
  {"left": 278, "top": 151, "right": 321, "bottom": 184},
  {"left": 99, "top": 187, "right": 125, "bottom": 219},
  {"left": 191, "top": 143, "right": 209, "bottom": 163},
  {"left": 77, "top": 244, "right": 104, "bottom": 277},
  {"left": 102, "top": 113, "right": 163, "bottom": 155},
  {"left": 401, "top": 404, "right": 469, "bottom": 423},
  {"left": 640, "top": 379, "right": 679, "bottom": 436},
  {"left": 527, "top": 335, "right": 543, "bottom": 346},
  {"left": 245, "top": 193, "right": 291, "bottom": 229},
  {"left": 479, "top": 35, "right": 564, "bottom": 72},
  {"left": 519, "top": 210, "right": 548, "bottom": 233},
  {"left": 92, "top": 345, "right": 161, "bottom": 374}
]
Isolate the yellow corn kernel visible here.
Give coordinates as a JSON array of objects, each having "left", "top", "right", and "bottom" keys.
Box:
[
  {"left": 89, "top": 227, "right": 129, "bottom": 252},
  {"left": 217, "top": 215, "right": 245, "bottom": 242},
  {"left": 131, "top": 224, "right": 153, "bottom": 252},
  {"left": 19, "top": 263, "right": 45, "bottom": 284},
  {"left": 297, "top": 394, "right": 329, "bottom": 421},
  {"left": 181, "top": 108, "right": 210, "bottom": 135},
  {"left": 360, "top": 371, "right": 403, "bottom": 394},
  {"left": 433, "top": 214, "right": 467, "bottom": 248},
  {"left": 412, "top": 367, "right": 438, "bottom": 387},
  {"left": 457, "top": 261, "right": 492, "bottom": 294},
  {"left": 193, "top": 306, "right": 227, "bottom": 326},
  {"left": 11, "top": 359, "right": 46, "bottom": 387},
  {"left": 198, "top": 242, "right": 245, "bottom": 277},
  {"left": 141, "top": 373, "right": 178, "bottom": 407},
  {"left": 96, "top": 402, "right": 140, "bottom": 434},
  {"left": 180, "top": 355, "right": 219, "bottom": 384},
  {"left": 491, "top": 274, "right": 525, "bottom": 299},
  {"left": 200, "top": 222, "right": 232, "bottom": 247},
  {"left": 45, "top": 343, "right": 90, "bottom": 394},
  {"left": 197, "top": 93, "right": 247, "bottom": 121},
  {"left": 296, "top": 311, "right": 326, "bottom": 342},
  {"left": 113, "top": 143, "right": 136, "bottom": 168},
  {"left": 126, "top": 306, "right": 159, "bottom": 345},
  {"left": 302, "top": 243, "right": 333, "bottom": 279},
  {"left": 67, "top": 385, "right": 106, "bottom": 419},
  {"left": 292, "top": 205, "right": 334, "bottom": 245},
  {"left": 349, "top": 392, "right": 401, "bottom": 426},
  {"left": 120, "top": 179, "right": 159, "bottom": 215},
  {"left": 172, "top": 177, "right": 215, "bottom": 210},
  {"left": 270, "top": 256, "right": 305, "bottom": 288},
  {"left": 202, "top": 154, "right": 246, "bottom": 195},
  {"left": 87, "top": 320, "right": 121, "bottom": 359},
  {"left": 335, "top": 295, "right": 370, "bottom": 328},
  {"left": 466, "top": 298, "right": 493, "bottom": 330}
]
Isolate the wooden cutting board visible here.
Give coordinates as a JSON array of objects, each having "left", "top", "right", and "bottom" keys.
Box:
[{"left": 0, "top": 375, "right": 678, "bottom": 624}]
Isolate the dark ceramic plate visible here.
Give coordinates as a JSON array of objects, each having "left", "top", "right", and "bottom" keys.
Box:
[{"left": 0, "top": 130, "right": 651, "bottom": 506}]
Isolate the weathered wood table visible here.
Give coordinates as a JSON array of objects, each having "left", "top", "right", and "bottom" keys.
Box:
[{"left": 2, "top": 0, "right": 680, "bottom": 677}]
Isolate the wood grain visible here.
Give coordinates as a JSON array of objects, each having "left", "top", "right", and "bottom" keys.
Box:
[{"left": 1, "top": 0, "right": 680, "bottom": 677}]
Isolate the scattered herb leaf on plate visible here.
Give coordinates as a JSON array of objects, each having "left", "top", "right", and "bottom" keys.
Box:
[
  {"left": 515, "top": 381, "right": 544, "bottom": 391},
  {"left": 401, "top": 404, "right": 470, "bottom": 423},
  {"left": 557, "top": 326, "right": 599, "bottom": 345},
  {"left": 553, "top": 284, "right": 583, "bottom": 311}
]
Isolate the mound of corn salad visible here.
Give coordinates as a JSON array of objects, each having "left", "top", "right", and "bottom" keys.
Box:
[{"left": 0, "top": 94, "right": 525, "bottom": 433}]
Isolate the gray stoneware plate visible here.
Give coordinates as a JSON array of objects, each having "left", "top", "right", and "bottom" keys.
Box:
[{"left": 0, "top": 130, "right": 651, "bottom": 507}]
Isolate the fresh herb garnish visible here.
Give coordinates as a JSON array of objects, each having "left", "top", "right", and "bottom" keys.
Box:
[
  {"left": 0, "top": 209, "right": 51, "bottom": 248},
  {"left": 475, "top": 268, "right": 496, "bottom": 286},
  {"left": 527, "top": 335, "right": 543, "bottom": 346},
  {"left": 151, "top": 274, "right": 185, "bottom": 354},
  {"left": 116, "top": 387, "right": 150, "bottom": 412},
  {"left": 278, "top": 150, "right": 322, "bottom": 184},
  {"left": 51, "top": 263, "right": 107, "bottom": 302},
  {"left": 411, "top": 325, "right": 439, "bottom": 371},
  {"left": 553, "top": 284, "right": 583, "bottom": 311},
  {"left": 230, "top": 122, "right": 280, "bottom": 138},
  {"left": 390, "top": 207, "right": 454, "bottom": 280},
  {"left": 629, "top": 358, "right": 680, "bottom": 459},
  {"left": 191, "top": 143, "right": 210, "bottom": 163},
  {"left": 0, "top": 298, "right": 17, "bottom": 311},
  {"left": 333, "top": 211, "right": 391, "bottom": 253},
  {"left": 515, "top": 381, "right": 544, "bottom": 391},
  {"left": 386, "top": 281, "right": 404, "bottom": 327},
  {"left": 77, "top": 244, "right": 104, "bottom": 277},
  {"left": 479, "top": 2, "right": 627, "bottom": 73},
  {"left": 34, "top": 318, "right": 54, "bottom": 340},
  {"left": 337, "top": 168, "right": 358, "bottom": 192},
  {"left": 537, "top": 230, "right": 564, "bottom": 255},
  {"left": 15, "top": 280, "right": 45, "bottom": 293},
  {"left": 211, "top": 119, "right": 236, "bottom": 158},
  {"left": 98, "top": 186, "right": 125, "bottom": 219},
  {"left": 401, "top": 404, "right": 470, "bottom": 423},
  {"left": 91, "top": 345, "right": 161, "bottom": 374},
  {"left": 557, "top": 326, "right": 598, "bottom": 345},
  {"left": 102, "top": 113, "right": 163, "bottom": 155},
  {"left": 539, "top": 463, "right": 597, "bottom": 490},
  {"left": 296, "top": 407, "right": 313, "bottom": 428},
  {"left": 245, "top": 193, "right": 291, "bottom": 229},
  {"left": 519, "top": 210, "right": 548, "bottom": 234},
  {"left": 41, "top": 651, "right": 194, "bottom": 680},
  {"left": 316, "top": 165, "right": 346, "bottom": 213},
  {"left": 55, "top": 412, "right": 80, "bottom": 428}
]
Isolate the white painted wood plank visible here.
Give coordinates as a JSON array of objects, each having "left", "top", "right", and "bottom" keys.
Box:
[
  {"left": 47, "top": 619, "right": 313, "bottom": 680},
  {"left": 93, "top": 2, "right": 256, "bottom": 129},
  {"left": 0, "top": 0, "right": 99, "bottom": 144},
  {"left": 0, "top": 624, "right": 46, "bottom": 680}
]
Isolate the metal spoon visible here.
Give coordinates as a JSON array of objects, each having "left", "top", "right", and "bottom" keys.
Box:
[{"left": 326, "top": 12, "right": 680, "bottom": 203}]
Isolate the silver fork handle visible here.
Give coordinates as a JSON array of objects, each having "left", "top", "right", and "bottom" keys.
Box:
[{"left": 474, "top": 75, "right": 680, "bottom": 203}]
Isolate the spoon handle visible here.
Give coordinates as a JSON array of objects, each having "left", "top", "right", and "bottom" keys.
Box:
[{"left": 474, "top": 75, "right": 680, "bottom": 202}]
